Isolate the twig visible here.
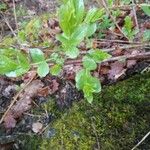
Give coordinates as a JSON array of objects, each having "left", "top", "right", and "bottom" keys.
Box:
[
  {"left": 0, "top": 75, "right": 36, "bottom": 124},
  {"left": 131, "top": 0, "right": 139, "bottom": 31},
  {"left": 109, "top": 4, "right": 141, "bottom": 10},
  {"left": 131, "top": 131, "right": 150, "bottom": 150},
  {"left": 101, "top": 51, "right": 150, "bottom": 63},
  {"left": 96, "top": 39, "right": 148, "bottom": 45},
  {"left": 31, "top": 45, "right": 150, "bottom": 68},
  {"left": 4, "top": 19, "right": 17, "bottom": 37},
  {"left": 12, "top": 0, "right": 18, "bottom": 32},
  {"left": 39, "top": 124, "right": 49, "bottom": 135},
  {"left": 42, "top": 42, "right": 149, "bottom": 55},
  {"left": 80, "top": 44, "right": 150, "bottom": 53},
  {"left": 63, "top": 51, "right": 150, "bottom": 66},
  {"left": 98, "top": 0, "right": 129, "bottom": 40}
]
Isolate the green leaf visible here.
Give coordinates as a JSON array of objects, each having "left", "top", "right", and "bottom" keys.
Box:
[
  {"left": 75, "top": 69, "right": 86, "bottom": 90},
  {"left": 84, "top": 8, "right": 104, "bottom": 23},
  {"left": 75, "top": 69, "right": 101, "bottom": 103},
  {"left": 82, "top": 56, "right": 97, "bottom": 70},
  {"left": 65, "top": 47, "right": 79, "bottom": 58},
  {"left": 141, "top": 4, "right": 150, "bottom": 16},
  {"left": 18, "top": 30, "right": 26, "bottom": 42},
  {"left": 5, "top": 52, "right": 30, "bottom": 77},
  {"left": 71, "top": 25, "right": 88, "bottom": 45},
  {"left": 37, "top": 61, "right": 49, "bottom": 77},
  {"left": 30, "top": 48, "right": 45, "bottom": 63},
  {"left": 90, "top": 9, "right": 104, "bottom": 22},
  {"left": 143, "top": 29, "right": 150, "bottom": 41},
  {"left": 0, "top": 55, "right": 18, "bottom": 74},
  {"left": 0, "top": 3, "right": 7, "bottom": 11},
  {"left": 58, "top": 0, "right": 76, "bottom": 36},
  {"left": 86, "top": 23, "right": 97, "bottom": 37},
  {"left": 88, "top": 49, "right": 111, "bottom": 62},
  {"left": 124, "top": 16, "right": 133, "bottom": 31},
  {"left": 56, "top": 34, "right": 69, "bottom": 46},
  {"left": 84, "top": 8, "right": 98, "bottom": 23},
  {"left": 50, "top": 64, "right": 62, "bottom": 76},
  {"left": 83, "top": 84, "right": 94, "bottom": 103},
  {"left": 122, "top": 0, "right": 130, "bottom": 5},
  {"left": 0, "top": 48, "right": 17, "bottom": 57},
  {"left": 88, "top": 76, "right": 101, "bottom": 93},
  {"left": 50, "top": 53, "right": 65, "bottom": 65},
  {"left": 0, "top": 49, "right": 30, "bottom": 77},
  {"left": 73, "top": 0, "right": 85, "bottom": 24}
]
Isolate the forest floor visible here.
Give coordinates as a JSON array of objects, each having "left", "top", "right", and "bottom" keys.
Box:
[{"left": 0, "top": 0, "right": 150, "bottom": 150}]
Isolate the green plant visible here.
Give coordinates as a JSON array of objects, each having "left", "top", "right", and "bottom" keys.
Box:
[
  {"left": 0, "top": 2, "right": 7, "bottom": 11},
  {"left": 75, "top": 50, "right": 110, "bottom": 103},
  {"left": 0, "top": 0, "right": 111, "bottom": 103},
  {"left": 122, "top": 16, "right": 138, "bottom": 41},
  {"left": 56, "top": 0, "right": 110, "bottom": 102},
  {"left": 143, "top": 29, "right": 150, "bottom": 41},
  {"left": 141, "top": 3, "right": 150, "bottom": 16},
  {"left": 56, "top": 0, "right": 104, "bottom": 58},
  {"left": 0, "top": 48, "right": 30, "bottom": 77}
]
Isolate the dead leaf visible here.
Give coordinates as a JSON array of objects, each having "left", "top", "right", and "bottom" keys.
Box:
[
  {"left": 49, "top": 79, "right": 59, "bottom": 94},
  {"left": 4, "top": 80, "right": 44, "bottom": 129},
  {"left": 22, "top": 71, "right": 37, "bottom": 83},
  {"left": 112, "top": 46, "right": 124, "bottom": 56},
  {"left": 108, "top": 61, "right": 125, "bottom": 80},
  {"left": 126, "top": 60, "right": 137, "bottom": 68},
  {"left": 64, "top": 65, "right": 82, "bottom": 80},
  {"left": 38, "top": 86, "right": 49, "bottom": 97},
  {"left": 99, "top": 65, "right": 110, "bottom": 75}
]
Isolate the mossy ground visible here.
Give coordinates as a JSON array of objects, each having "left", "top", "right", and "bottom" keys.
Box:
[{"left": 21, "top": 72, "right": 150, "bottom": 150}]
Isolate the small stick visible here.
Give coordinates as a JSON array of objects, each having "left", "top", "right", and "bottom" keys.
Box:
[
  {"left": 109, "top": 4, "right": 141, "bottom": 10},
  {"left": 131, "top": 0, "right": 139, "bottom": 31},
  {"left": 131, "top": 131, "right": 150, "bottom": 150},
  {"left": 80, "top": 44, "right": 149, "bottom": 53},
  {"left": 12, "top": 0, "right": 18, "bottom": 32},
  {"left": 64, "top": 51, "right": 150, "bottom": 65},
  {"left": 99, "top": 0, "right": 129, "bottom": 40},
  {"left": 31, "top": 50, "right": 150, "bottom": 68},
  {"left": 96, "top": 39, "right": 148, "bottom": 45},
  {"left": 39, "top": 124, "right": 49, "bottom": 135},
  {"left": 4, "top": 19, "right": 17, "bottom": 37}
]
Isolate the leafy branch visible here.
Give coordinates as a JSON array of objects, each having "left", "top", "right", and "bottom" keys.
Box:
[{"left": 0, "top": 0, "right": 149, "bottom": 103}]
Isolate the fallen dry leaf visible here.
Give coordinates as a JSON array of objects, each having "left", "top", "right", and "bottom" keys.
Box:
[
  {"left": 22, "top": 71, "right": 37, "bottom": 83},
  {"left": 112, "top": 46, "right": 124, "bottom": 56},
  {"left": 108, "top": 61, "right": 126, "bottom": 80},
  {"left": 3, "top": 80, "right": 44, "bottom": 129},
  {"left": 49, "top": 79, "right": 59, "bottom": 94},
  {"left": 64, "top": 65, "right": 82, "bottom": 80},
  {"left": 99, "top": 65, "right": 110, "bottom": 75},
  {"left": 126, "top": 60, "right": 137, "bottom": 68},
  {"left": 38, "top": 86, "right": 49, "bottom": 97}
]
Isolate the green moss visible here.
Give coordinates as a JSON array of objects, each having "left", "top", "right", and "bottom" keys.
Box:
[
  {"left": 22, "top": 73, "right": 150, "bottom": 150},
  {"left": 0, "top": 37, "right": 16, "bottom": 48},
  {"left": 102, "top": 72, "right": 150, "bottom": 102}
]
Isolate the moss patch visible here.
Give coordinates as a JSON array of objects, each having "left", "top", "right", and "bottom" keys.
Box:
[{"left": 22, "top": 73, "right": 150, "bottom": 150}]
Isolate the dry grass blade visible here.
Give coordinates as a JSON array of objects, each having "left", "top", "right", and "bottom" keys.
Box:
[
  {"left": 132, "top": 131, "right": 150, "bottom": 150},
  {"left": 97, "top": 0, "right": 129, "bottom": 40}
]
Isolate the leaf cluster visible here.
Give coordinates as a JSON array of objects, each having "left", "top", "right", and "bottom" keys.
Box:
[
  {"left": 122, "top": 16, "right": 138, "bottom": 41},
  {"left": 1, "top": 0, "right": 149, "bottom": 103}
]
